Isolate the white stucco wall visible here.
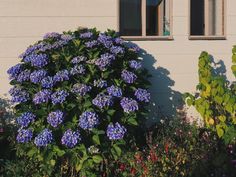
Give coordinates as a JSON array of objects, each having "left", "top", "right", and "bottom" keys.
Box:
[{"left": 0, "top": 0, "right": 236, "bottom": 118}]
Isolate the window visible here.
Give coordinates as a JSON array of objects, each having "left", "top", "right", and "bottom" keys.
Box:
[
  {"left": 119, "top": 0, "right": 172, "bottom": 40},
  {"left": 190, "top": 0, "right": 226, "bottom": 39}
]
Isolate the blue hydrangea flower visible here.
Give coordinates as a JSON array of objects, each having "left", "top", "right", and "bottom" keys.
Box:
[
  {"left": 53, "top": 70, "right": 69, "bottom": 82},
  {"left": 41, "top": 76, "right": 54, "bottom": 88},
  {"left": 47, "top": 110, "right": 64, "bottom": 128},
  {"left": 106, "top": 123, "right": 127, "bottom": 140},
  {"left": 98, "top": 33, "right": 113, "bottom": 48},
  {"left": 30, "top": 69, "right": 47, "bottom": 84},
  {"left": 29, "top": 54, "right": 49, "bottom": 68},
  {"left": 7, "top": 64, "right": 23, "bottom": 80},
  {"left": 70, "top": 65, "right": 86, "bottom": 75},
  {"left": 130, "top": 45, "right": 141, "bottom": 53},
  {"left": 71, "top": 84, "right": 92, "bottom": 96},
  {"left": 79, "top": 111, "right": 99, "bottom": 130},
  {"left": 19, "top": 42, "right": 46, "bottom": 59},
  {"left": 33, "top": 89, "right": 51, "bottom": 104},
  {"left": 129, "top": 60, "right": 142, "bottom": 70},
  {"left": 51, "top": 40, "right": 68, "bottom": 49},
  {"left": 51, "top": 90, "right": 69, "bottom": 105},
  {"left": 95, "top": 53, "right": 116, "bottom": 70},
  {"left": 93, "top": 79, "right": 107, "bottom": 88},
  {"left": 9, "top": 86, "right": 29, "bottom": 103},
  {"left": 17, "top": 112, "right": 36, "bottom": 128},
  {"left": 80, "top": 32, "right": 93, "bottom": 39},
  {"left": 61, "top": 34, "right": 74, "bottom": 42},
  {"left": 34, "top": 128, "right": 53, "bottom": 147},
  {"left": 121, "top": 70, "right": 137, "bottom": 84},
  {"left": 107, "top": 85, "right": 122, "bottom": 97},
  {"left": 61, "top": 129, "right": 81, "bottom": 148},
  {"left": 114, "top": 37, "right": 124, "bottom": 45},
  {"left": 135, "top": 88, "right": 150, "bottom": 103},
  {"left": 43, "top": 32, "right": 61, "bottom": 39},
  {"left": 16, "top": 129, "right": 33, "bottom": 143},
  {"left": 85, "top": 40, "right": 98, "bottom": 48},
  {"left": 92, "top": 93, "right": 113, "bottom": 109},
  {"left": 71, "top": 56, "right": 87, "bottom": 64},
  {"left": 120, "top": 97, "right": 139, "bottom": 113},
  {"left": 110, "top": 46, "right": 124, "bottom": 55},
  {"left": 16, "top": 69, "right": 31, "bottom": 83}
]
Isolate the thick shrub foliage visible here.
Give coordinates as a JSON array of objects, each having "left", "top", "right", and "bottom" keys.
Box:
[{"left": 7, "top": 28, "right": 151, "bottom": 175}]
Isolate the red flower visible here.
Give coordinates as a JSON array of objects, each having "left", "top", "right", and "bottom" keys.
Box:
[
  {"left": 165, "top": 143, "right": 169, "bottom": 154},
  {"left": 119, "top": 163, "right": 126, "bottom": 172},
  {"left": 131, "top": 167, "right": 136, "bottom": 176}
]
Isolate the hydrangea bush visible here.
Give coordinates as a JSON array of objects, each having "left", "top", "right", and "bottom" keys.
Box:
[{"left": 8, "top": 28, "right": 151, "bottom": 176}]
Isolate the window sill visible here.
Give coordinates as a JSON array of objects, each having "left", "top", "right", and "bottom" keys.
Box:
[
  {"left": 189, "top": 36, "right": 226, "bottom": 40},
  {"left": 121, "top": 36, "right": 174, "bottom": 41}
]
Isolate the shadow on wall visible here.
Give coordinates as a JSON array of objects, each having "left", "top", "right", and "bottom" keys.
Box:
[{"left": 139, "top": 48, "right": 184, "bottom": 124}]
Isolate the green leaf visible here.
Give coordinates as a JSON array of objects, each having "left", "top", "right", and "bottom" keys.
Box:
[
  {"left": 113, "top": 144, "right": 122, "bottom": 157},
  {"left": 216, "top": 125, "right": 224, "bottom": 138},
  {"left": 92, "top": 155, "right": 103, "bottom": 164},
  {"left": 232, "top": 55, "right": 236, "bottom": 63},
  {"left": 107, "top": 109, "right": 116, "bottom": 116},
  {"left": 92, "top": 134, "right": 100, "bottom": 145},
  {"left": 50, "top": 159, "right": 56, "bottom": 166},
  {"left": 127, "top": 118, "right": 138, "bottom": 126}
]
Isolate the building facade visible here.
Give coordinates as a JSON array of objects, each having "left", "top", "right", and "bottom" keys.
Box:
[{"left": 0, "top": 0, "right": 235, "bottom": 117}]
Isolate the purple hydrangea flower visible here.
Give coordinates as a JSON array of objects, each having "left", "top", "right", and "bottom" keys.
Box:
[
  {"left": 110, "top": 46, "right": 124, "bottom": 55},
  {"left": 71, "top": 84, "right": 92, "bottom": 96},
  {"left": 29, "top": 54, "right": 49, "bottom": 68},
  {"left": 130, "top": 45, "right": 141, "bottom": 53},
  {"left": 70, "top": 65, "right": 86, "bottom": 75},
  {"left": 30, "top": 69, "right": 47, "bottom": 84},
  {"left": 92, "top": 93, "right": 113, "bottom": 109},
  {"left": 9, "top": 87, "right": 29, "bottom": 103},
  {"left": 60, "top": 34, "right": 74, "bottom": 42},
  {"left": 41, "top": 76, "right": 54, "bottom": 88},
  {"left": 71, "top": 56, "right": 87, "bottom": 64},
  {"left": 79, "top": 111, "right": 99, "bottom": 130},
  {"left": 16, "top": 69, "right": 31, "bottom": 83},
  {"left": 80, "top": 32, "right": 93, "bottom": 39},
  {"left": 95, "top": 53, "right": 116, "bottom": 70},
  {"left": 51, "top": 40, "right": 68, "bottom": 49},
  {"left": 51, "top": 90, "right": 69, "bottom": 105},
  {"left": 61, "top": 129, "right": 81, "bottom": 148},
  {"left": 129, "top": 60, "right": 142, "bottom": 70},
  {"left": 121, "top": 70, "right": 137, "bottom": 84},
  {"left": 16, "top": 129, "right": 33, "bottom": 143},
  {"left": 107, "top": 85, "right": 122, "bottom": 97},
  {"left": 20, "top": 42, "right": 46, "bottom": 59},
  {"left": 7, "top": 64, "right": 23, "bottom": 80},
  {"left": 34, "top": 128, "right": 53, "bottom": 147},
  {"left": 135, "top": 88, "right": 150, "bottom": 103},
  {"left": 33, "top": 89, "right": 51, "bottom": 104},
  {"left": 85, "top": 40, "right": 98, "bottom": 48},
  {"left": 106, "top": 123, "right": 127, "bottom": 140},
  {"left": 43, "top": 32, "right": 61, "bottom": 40},
  {"left": 120, "top": 97, "right": 139, "bottom": 113},
  {"left": 93, "top": 79, "right": 107, "bottom": 88},
  {"left": 47, "top": 110, "right": 64, "bottom": 128},
  {"left": 114, "top": 37, "right": 124, "bottom": 45},
  {"left": 53, "top": 70, "right": 69, "bottom": 82},
  {"left": 17, "top": 112, "right": 36, "bottom": 128},
  {"left": 98, "top": 33, "right": 113, "bottom": 48}
]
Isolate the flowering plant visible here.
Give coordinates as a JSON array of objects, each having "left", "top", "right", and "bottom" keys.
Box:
[{"left": 8, "top": 28, "right": 151, "bottom": 176}]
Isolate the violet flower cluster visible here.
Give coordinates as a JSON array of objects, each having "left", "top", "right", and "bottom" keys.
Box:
[
  {"left": 51, "top": 90, "right": 69, "bottom": 105},
  {"left": 47, "top": 110, "right": 64, "bottom": 128},
  {"left": 9, "top": 86, "right": 29, "bottom": 103},
  {"left": 71, "top": 83, "right": 92, "bottom": 96},
  {"left": 95, "top": 53, "right": 115, "bottom": 70},
  {"left": 17, "top": 112, "right": 36, "bottom": 128},
  {"left": 53, "top": 70, "right": 70, "bottom": 82},
  {"left": 34, "top": 128, "right": 53, "bottom": 147},
  {"left": 30, "top": 69, "right": 47, "bottom": 84},
  {"left": 92, "top": 93, "right": 113, "bottom": 109},
  {"left": 107, "top": 85, "right": 122, "bottom": 97},
  {"left": 135, "top": 88, "right": 150, "bottom": 103},
  {"left": 61, "top": 129, "right": 81, "bottom": 148},
  {"left": 17, "top": 129, "right": 33, "bottom": 143},
  {"left": 79, "top": 111, "right": 99, "bottom": 130},
  {"left": 93, "top": 79, "right": 107, "bottom": 88},
  {"left": 70, "top": 65, "right": 86, "bottom": 75},
  {"left": 121, "top": 70, "right": 137, "bottom": 84},
  {"left": 129, "top": 60, "right": 142, "bottom": 70},
  {"left": 33, "top": 89, "right": 51, "bottom": 104},
  {"left": 106, "top": 122, "right": 127, "bottom": 140},
  {"left": 120, "top": 97, "right": 139, "bottom": 113}
]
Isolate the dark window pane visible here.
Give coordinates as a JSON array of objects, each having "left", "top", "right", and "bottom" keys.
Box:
[
  {"left": 119, "top": 0, "right": 142, "bottom": 36},
  {"left": 146, "top": 0, "right": 170, "bottom": 36},
  {"left": 190, "top": 0, "right": 205, "bottom": 35}
]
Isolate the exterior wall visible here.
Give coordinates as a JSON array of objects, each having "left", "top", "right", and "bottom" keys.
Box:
[{"left": 0, "top": 0, "right": 236, "bottom": 118}]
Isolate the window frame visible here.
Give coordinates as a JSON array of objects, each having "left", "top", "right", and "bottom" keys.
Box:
[
  {"left": 188, "top": 0, "right": 227, "bottom": 40},
  {"left": 117, "top": 0, "right": 173, "bottom": 41}
]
